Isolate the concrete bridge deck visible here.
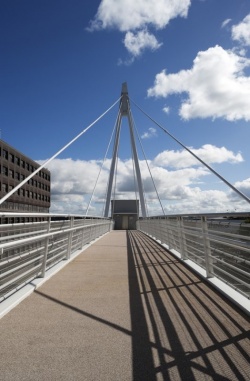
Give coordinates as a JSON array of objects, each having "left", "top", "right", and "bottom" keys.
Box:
[{"left": 0, "top": 230, "right": 249, "bottom": 381}]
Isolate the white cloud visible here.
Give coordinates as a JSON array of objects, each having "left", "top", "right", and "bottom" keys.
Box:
[
  {"left": 88, "top": 0, "right": 191, "bottom": 32},
  {"left": 232, "top": 14, "right": 250, "bottom": 46},
  {"left": 47, "top": 158, "right": 108, "bottom": 195},
  {"left": 153, "top": 144, "right": 243, "bottom": 168},
  {"left": 221, "top": 18, "right": 231, "bottom": 29},
  {"left": 141, "top": 127, "right": 157, "bottom": 139},
  {"left": 124, "top": 29, "right": 162, "bottom": 56},
  {"left": 147, "top": 45, "right": 250, "bottom": 121},
  {"left": 234, "top": 178, "right": 250, "bottom": 197},
  {"left": 163, "top": 106, "right": 170, "bottom": 114},
  {"left": 39, "top": 142, "right": 247, "bottom": 215},
  {"left": 88, "top": 0, "right": 191, "bottom": 57}
]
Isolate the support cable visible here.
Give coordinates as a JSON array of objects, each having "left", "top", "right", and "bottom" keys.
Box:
[
  {"left": 131, "top": 111, "right": 165, "bottom": 216},
  {"left": 85, "top": 108, "right": 121, "bottom": 217},
  {"left": 0, "top": 97, "right": 121, "bottom": 206},
  {"left": 111, "top": 130, "right": 121, "bottom": 218},
  {"left": 130, "top": 128, "right": 140, "bottom": 218},
  {"left": 101, "top": 105, "right": 123, "bottom": 217},
  {"left": 131, "top": 99, "right": 250, "bottom": 205}
]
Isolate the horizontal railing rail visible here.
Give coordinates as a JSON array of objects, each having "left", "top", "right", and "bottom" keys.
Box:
[
  {"left": 0, "top": 212, "right": 113, "bottom": 302},
  {"left": 137, "top": 213, "right": 250, "bottom": 300}
]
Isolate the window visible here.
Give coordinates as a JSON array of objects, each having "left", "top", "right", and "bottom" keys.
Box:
[
  {"left": 3, "top": 149, "right": 8, "bottom": 159},
  {"left": 3, "top": 166, "right": 8, "bottom": 176},
  {"left": 2, "top": 183, "right": 8, "bottom": 193},
  {"left": 9, "top": 169, "right": 14, "bottom": 178},
  {"left": 15, "top": 156, "right": 20, "bottom": 165},
  {"left": 20, "top": 174, "right": 25, "bottom": 181},
  {"left": 21, "top": 160, "right": 25, "bottom": 168},
  {"left": 15, "top": 172, "right": 20, "bottom": 180}
]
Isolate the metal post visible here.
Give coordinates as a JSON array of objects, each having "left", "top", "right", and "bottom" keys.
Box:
[
  {"left": 178, "top": 216, "right": 187, "bottom": 260},
  {"left": 81, "top": 219, "right": 86, "bottom": 248},
  {"left": 41, "top": 217, "right": 51, "bottom": 278},
  {"left": 201, "top": 216, "right": 213, "bottom": 277},
  {"left": 66, "top": 217, "right": 74, "bottom": 260}
]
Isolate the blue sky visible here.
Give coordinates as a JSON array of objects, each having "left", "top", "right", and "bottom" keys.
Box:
[{"left": 1, "top": 0, "right": 250, "bottom": 215}]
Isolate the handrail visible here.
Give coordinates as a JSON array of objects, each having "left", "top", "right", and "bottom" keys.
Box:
[
  {"left": 0, "top": 214, "right": 113, "bottom": 302},
  {"left": 137, "top": 214, "right": 250, "bottom": 300}
]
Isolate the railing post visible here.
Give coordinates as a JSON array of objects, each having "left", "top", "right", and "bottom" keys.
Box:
[
  {"left": 168, "top": 218, "right": 176, "bottom": 250},
  {"left": 201, "top": 216, "right": 213, "bottom": 278},
  {"left": 66, "top": 216, "right": 74, "bottom": 260},
  {"left": 80, "top": 219, "right": 86, "bottom": 248},
  {"left": 41, "top": 217, "right": 51, "bottom": 278},
  {"left": 163, "top": 217, "right": 169, "bottom": 248},
  {"left": 178, "top": 216, "right": 187, "bottom": 260}
]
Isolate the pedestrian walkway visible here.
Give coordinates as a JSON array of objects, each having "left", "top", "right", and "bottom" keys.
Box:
[{"left": 0, "top": 230, "right": 249, "bottom": 381}]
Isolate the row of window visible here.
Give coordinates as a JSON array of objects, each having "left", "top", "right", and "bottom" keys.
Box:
[
  {"left": 0, "top": 167, "right": 50, "bottom": 191},
  {"left": 0, "top": 201, "right": 49, "bottom": 214},
  {"left": 0, "top": 148, "right": 50, "bottom": 181},
  {"left": 1, "top": 183, "right": 50, "bottom": 202}
]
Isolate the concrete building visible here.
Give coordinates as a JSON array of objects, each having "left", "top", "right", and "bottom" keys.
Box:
[{"left": 0, "top": 139, "right": 51, "bottom": 220}]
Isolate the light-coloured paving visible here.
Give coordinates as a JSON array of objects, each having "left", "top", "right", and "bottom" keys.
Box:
[{"left": 0, "top": 230, "right": 249, "bottom": 381}]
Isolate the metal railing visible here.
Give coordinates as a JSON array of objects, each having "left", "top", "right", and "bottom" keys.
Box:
[
  {"left": 137, "top": 213, "right": 250, "bottom": 299},
  {"left": 0, "top": 212, "right": 113, "bottom": 301}
]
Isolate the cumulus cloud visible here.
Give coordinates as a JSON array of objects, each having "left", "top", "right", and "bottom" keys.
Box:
[
  {"left": 47, "top": 158, "right": 108, "bottom": 196},
  {"left": 232, "top": 14, "right": 250, "bottom": 46},
  {"left": 163, "top": 106, "right": 170, "bottom": 114},
  {"left": 124, "top": 29, "right": 162, "bottom": 57},
  {"left": 141, "top": 127, "right": 157, "bottom": 139},
  {"left": 147, "top": 45, "right": 250, "bottom": 121},
  {"left": 153, "top": 144, "right": 243, "bottom": 168},
  {"left": 38, "top": 141, "right": 247, "bottom": 215},
  {"left": 88, "top": 0, "right": 191, "bottom": 32},
  {"left": 88, "top": 0, "right": 191, "bottom": 57},
  {"left": 234, "top": 178, "right": 250, "bottom": 198}
]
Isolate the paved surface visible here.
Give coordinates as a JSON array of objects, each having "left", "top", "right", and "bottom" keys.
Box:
[{"left": 0, "top": 230, "right": 249, "bottom": 381}]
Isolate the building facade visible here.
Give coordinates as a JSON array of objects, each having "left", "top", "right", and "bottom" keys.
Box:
[{"left": 0, "top": 139, "right": 51, "bottom": 214}]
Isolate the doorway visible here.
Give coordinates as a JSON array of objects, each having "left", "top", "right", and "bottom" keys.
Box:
[{"left": 122, "top": 215, "right": 129, "bottom": 230}]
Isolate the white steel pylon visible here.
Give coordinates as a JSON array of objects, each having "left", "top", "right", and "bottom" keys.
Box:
[{"left": 104, "top": 83, "right": 147, "bottom": 218}]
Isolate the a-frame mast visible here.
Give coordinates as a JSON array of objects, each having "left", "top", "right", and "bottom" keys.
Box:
[{"left": 104, "top": 83, "right": 146, "bottom": 218}]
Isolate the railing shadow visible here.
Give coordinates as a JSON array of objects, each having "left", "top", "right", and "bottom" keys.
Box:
[
  {"left": 32, "top": 230, "right": 250, "bottom": 381},
  {"left": 126, "top": 230, "right": 250, "bottom": 381}
]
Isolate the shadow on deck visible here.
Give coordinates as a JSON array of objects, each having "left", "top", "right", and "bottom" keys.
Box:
[{"left": 0, "top": 230, "right": 249, "bottom": 381}]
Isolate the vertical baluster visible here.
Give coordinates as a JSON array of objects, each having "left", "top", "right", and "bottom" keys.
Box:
[
  {"left": 41, "top": 217, "right": 51, "bottom": 278},
  {"left": 201, "top": 216, "right": 213, "bottom": 277}
]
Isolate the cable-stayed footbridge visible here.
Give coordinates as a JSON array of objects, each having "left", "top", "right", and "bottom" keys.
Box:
[{"left": 0, "top": 84, "right": 250, "bottom": 381}]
